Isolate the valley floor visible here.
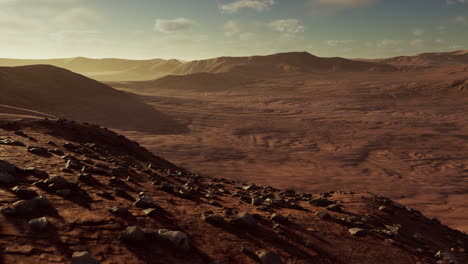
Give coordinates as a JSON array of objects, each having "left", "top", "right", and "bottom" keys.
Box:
[{"left": 111, "top": 69, "right": 468, "bottom": 232}]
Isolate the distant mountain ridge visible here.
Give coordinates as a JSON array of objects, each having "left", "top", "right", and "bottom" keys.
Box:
[
  {"left": 1, "top": 50, "right": 467, "bottom": 82},
  {"left": 369, "top": 50, "right": 468, "bottom": 68},
  {"left": 0, "top": 52, "right": 396, "bottom": 82}
]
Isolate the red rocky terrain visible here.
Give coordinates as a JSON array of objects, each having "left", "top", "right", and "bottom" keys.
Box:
[{"left": 0, "top": 119, "right": 467, "bottom": 264}]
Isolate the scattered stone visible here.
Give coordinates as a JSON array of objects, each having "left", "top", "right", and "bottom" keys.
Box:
[
  {"left": 97, "top": 190, "right": 113, "bottom": 199},
  {"left": 326, "top": 204, "right": 342, "bottom": 212},
  {"left": 378, "top": 206, "right": 395, "bottom": 215},
  {"left": 157, "top": 229, "right": 190, "bottom": 252},
  {"left": 0, "top": 160, "right": 16, "bottom": 184},
  {"left": 121, "top": 226, "right": 145, "bottom": 242},
  {"left": 49, "top": 149, "right": 64, "bottom": 156},
  {"left": 435, "top": 250, "right": 459, "bottom": 264},
  {"left": 2, "top": 198, "right": 50, "bottom": 215},
  {"left": 155, "top": 183, "right": 175, "bottom": 193},
  {"left": 256, "top": 250, "right": 283, "bottom": 264},
  {"left": 11, "top": 186, "right": 39, "bottom": 199},
  {"left": 28, "top": 217, "right": 49, "bottom": 230},
  {"left": 27, "top": 146, "right": 49, "bottom": 156},
  {"left": 208, "top": 200, "right": 222, "bottom": 207},
  {"left": 348, "top": 228, "right": 366, "bottom": 236},
  {"left": 23, "top": 167, "right": 48, "bottom": 178},
  {"left": 14, "top": 130, "right": 26, "bottom": 137},
  {"left": 279, "top": 189, "right": 296, "bottom": 197},
  {"left": 265, "top": 198, "right": 286, "bottom": 207},
  {"left": 315, "top": 211, "right": 331, "bottom": 220},
  {"left": 82, "top": 166, "right": 108, "bottom": 175},
  {"left": 202, "top": 213, "right": 225, "bottom": 225},
  {"left": 270, "top": 213, "right": 288, "bottom": 223},
  {"left": 133, "top": 192, "right": 157, "bottom": 209},
  {"left": 232, "top": 212, "right": 257, "bottom": 227},
  {"left": 0, "top": 171, "right": 15, "bottom": 184},
  {"left": 143, "top": 208, "right": 158, "bottom": 216},
  {"left": 45, "top": 175, "right": 72, "bottom": 189},
  {"left": 108, "top": 206, "right": 129, "bottom": 216},
  {"left": 108, "top": 176, "right": 124, "bottom": 186},
  {"left": 309, "top": 198, "right": 333, "bottom": 207},
  {"left": 72, "top": 251, "right": 100, "bottom": 264},
  {"left": 242, "top": 185, "right": 259, "bottom": 191},
  {"left": 66, "top": 159, "right": 82, "bottom": 170},
  {"left": 56, "top": 189, "right": 72, "bottom": 197},
  {"left": 0, "top": 139, "right": 25, "bottom": 146}
]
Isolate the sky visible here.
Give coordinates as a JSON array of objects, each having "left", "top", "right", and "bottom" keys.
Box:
[{"left": 0, "top": 0, "right": 467, "bottom": 60}]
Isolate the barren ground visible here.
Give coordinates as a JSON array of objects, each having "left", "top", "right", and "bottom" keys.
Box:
[{"left": 111, "top": 68, "right": 468, "bottom": 232}]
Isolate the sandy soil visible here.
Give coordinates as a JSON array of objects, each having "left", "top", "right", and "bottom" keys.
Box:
[{"left": 111, "top": 67, "right": 468, "bottom": 232}]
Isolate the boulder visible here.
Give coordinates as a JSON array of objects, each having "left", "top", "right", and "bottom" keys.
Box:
[
  {"left": 72, "top": 251, "right": 100, "bottom": 264},
  {"left": 0, "top": 160, "right": 16, "bottom": 184},
  {"left": 270, "top": 213, "right": 288, "bottom": 223},
  {"left": 315, "top": 211, "right": 331, "bottom": 220},
  {"left": 45, "top": 175, "right": 71, "bottom": 189},
  {"left": 326, "top": 204, "right": 342, "bottom": 212},
  {"left": 108, "top": 206, "right": 129, "bottom": 216},
  {"left": 202, "top": 213, "right": 225, "bottom": 225},
  {"left": 11, "top": 186, "right": 39, "bottom": 199},
  {"left": 121, "top": 226, "right": 145, "bottom": 242},
  {"left": 28, "top": 217, "right": 49, "bottom": 230},
  {"left": 256, "top": 250, "right": 283, "bottom": 264},
  {"left": 378, "top": 206, "right": 395, "bottom": 215},
  {"left": 157, "top": 229, "right": 190, "bottom": 252},
  {"left": 309, "top": 198, "right": 333, "bottom": 207},
  {"left": 232, "top": 212, "right": 257, "bottom": 227},
  {"left": 348, "top": 228, "right": 366, "bottom": 236},
  {"left": 0, "top": 171, "right": 15, "bottom": 184},
  {"left": 27, "top": 146, "right": 50, "bottom": 156},
  {"left": 0, "top": 139, "right": 25, "bottom": 147},
  {"left": 133, "top": 192, "right": 157, "bottom": 209}
]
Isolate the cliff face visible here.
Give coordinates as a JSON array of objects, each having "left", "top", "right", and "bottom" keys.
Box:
[{"left": 0, "top": 119, "right": 467, "bottom": 264}]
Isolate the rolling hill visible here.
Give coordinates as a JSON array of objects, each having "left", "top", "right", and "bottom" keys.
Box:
[{"left": 0, "top": 65, "right": 187, "bottom": 133}]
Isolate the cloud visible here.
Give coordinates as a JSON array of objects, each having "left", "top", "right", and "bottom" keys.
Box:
[
  {"left": 219, "top": 0, "right": 275, "bottom": 13},
  {"left": 375, "top": 39, "right": 404, "bottom": 48},
  {"left": 454, "top": 15, "right": 467, "bottom": 24},
  {"left": 53, "top": 7, "right": 100, "bottom": 25},
  {"left": 412, "top": 28, "right": 425, "bottom": 36},
  {"left": 0, "top": 0, "right": 77, "bottom": 5},
  {"left": 446, "top": 0, "right": 465, "bottom": 5},
  {"left": 224, "top": 20, "right": 242, "bottom": 36},
  {"left": 224, "top": 20, "right": 257, "bottom": 40},
  {"left": 268, "top": 19, "right": 304, "bottom": 34},
  {"left": 307, "top": 0, "right": 381, "bottom": 9},
  {"left": 154, "top": 18, "right": 195, "bottom": 33},
  {"left": 327, "top": 39, "right": 354, "bottom": 46},
  {"left": 410, "top": 39, "right": 425, "bottom": 47}
]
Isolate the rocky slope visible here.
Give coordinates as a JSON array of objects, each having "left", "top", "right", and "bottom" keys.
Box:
[
  {"left": 0, "top": 65, "right": 187, "bottom": 133},
  {"left": 0, "top": 119, "right": 467, "bottom": 264}
]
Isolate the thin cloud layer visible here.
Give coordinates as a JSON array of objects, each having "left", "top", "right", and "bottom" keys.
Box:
[
  {"left": 220, "top": 0, "right": 276, "bottom": 13},
  {"left": 154, "top": 18, "right": 195, "bottom": 33}
]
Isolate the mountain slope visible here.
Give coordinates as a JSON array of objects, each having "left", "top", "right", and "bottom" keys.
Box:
[
  {"left": 0, "top": 65, "right": 187, "bottom": 133},
  {"left": 0, "top": 119, "right": 467, "bottom": 264},
  {"left": 0, "top": 52, "right": 396, "bottom": 82},
  {"left": 0, "top": 57, "right": 183, "bottom": 81},
  {"left": 372, "top": 50, "right": 468, "bottom": 68},
  {"left": 170, "top": 52, "right": 396, "bottom": 76}
]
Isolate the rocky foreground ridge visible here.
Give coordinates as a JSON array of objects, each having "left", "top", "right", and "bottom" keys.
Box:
[{"left": 0, "top": 119, "right": 467, "bottom": 264}]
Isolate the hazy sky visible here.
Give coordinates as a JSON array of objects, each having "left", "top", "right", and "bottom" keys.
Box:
[{"left": 0, "top": 0, "right": 467, "bottom": 60}]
